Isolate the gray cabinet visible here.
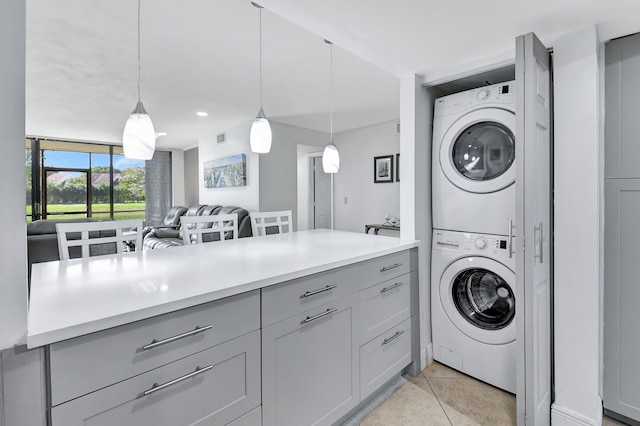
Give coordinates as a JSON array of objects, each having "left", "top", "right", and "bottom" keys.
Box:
[
  {"left": 605, "top": 32, "right": 640, "bottom": 179},
  {"left": 262, "top": 295, "right": 359, "bottom": 426},
  {"left": 52, "top": 330, "right": 261, "bottom": 426},
  {"left": 261, "top": 249, "right": 415, "bottom": 426},
  {"left": 49, "top": 291, "right": 262, "bottom": 426},
  {"left": 604, "top": 179, "right": 640, "bottom": 422},
  {"left": 360, "top": 318, "right": 412, "bottom": 399}
]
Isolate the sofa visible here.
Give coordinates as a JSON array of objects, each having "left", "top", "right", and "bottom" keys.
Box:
[
  {"left": 143, "top": 205, "right": 252, "bottom": 249},
  {"left": 27, "top": 218, "right": 98, "bottom": 269}
]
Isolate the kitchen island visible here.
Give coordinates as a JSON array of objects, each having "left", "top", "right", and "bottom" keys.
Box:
[{"left": 28, "top": 229, "right": 420, "bottom": 426}]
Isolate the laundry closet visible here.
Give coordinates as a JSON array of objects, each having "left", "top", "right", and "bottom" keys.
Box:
[
  {"left": 427, "top": 69, "right": 518, "bottom": 394},
  {"left": 413, "top": 32, "right": 554, "bottom": 425}
]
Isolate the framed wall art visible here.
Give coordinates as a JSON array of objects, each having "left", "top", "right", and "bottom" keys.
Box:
[
  {"left": 203, "top": 153, "right": 247, "bottom": 188},
  {"left": 374, "top": 155, "right": 394, "bottom": 183}
]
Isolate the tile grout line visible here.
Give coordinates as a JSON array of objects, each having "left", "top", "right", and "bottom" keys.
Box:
[{"left": 423, "top": 373, "right": 454, "bottom": 426}]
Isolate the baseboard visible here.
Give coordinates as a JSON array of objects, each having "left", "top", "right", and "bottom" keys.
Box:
[
  {"left": 421, "top": 343, "right": 433, "bottom": 370},
  {"left": 551, "top": 404, "right": 600, "bottom": 426}
]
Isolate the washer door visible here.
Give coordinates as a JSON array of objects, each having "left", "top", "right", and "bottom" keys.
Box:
[
  {"left": 439, "top": 256, "right": 516, "bottom": 344},
  {"left": 439, "top": 108, "right": 515, "bottom": 194}
]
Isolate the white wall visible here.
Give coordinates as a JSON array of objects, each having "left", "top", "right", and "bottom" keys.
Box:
[
  {"left": 552, "top": 25, "right": 603, "bottom": 426},
  {"left": 0, "top": 0, "right": 27, "bottom": 351},
  {"left": 198, "top": 121, "right": 260, "bottom": 211},
  {"left": 333, "top": 120, "right": 400, "bottom": 235},
  {"left": 260, "top": 122, "right": 327, "bottom": 225}
]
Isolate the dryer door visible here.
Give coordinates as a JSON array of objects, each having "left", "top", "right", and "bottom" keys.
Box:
[
  {"left": 440, "top": 256, "right": 516, "bottom": 344},
  {"left": 439, "top": 108, "right": 515, "bottom": 194}
]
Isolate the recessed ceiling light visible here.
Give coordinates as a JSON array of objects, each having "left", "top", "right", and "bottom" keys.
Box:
[
  {"left": 155, "top": 132, "right": 167, "bottom": 137},
  {"left": 196, "top": 111, "right": 208, "bottom": 117}
]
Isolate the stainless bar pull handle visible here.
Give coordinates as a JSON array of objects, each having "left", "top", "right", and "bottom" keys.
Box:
[
  {"left": 534, "top": 223, "right": 543, "bottom": 264},
  {"left": 302, "top": 307, "right": 338, "bottom": 324},
  {"left": 141, "top": 365, "right": 213, "bottom": 397},
  {"left": 382, "top": 330, "right": 405, "bottom": 346},
  {"left": 301, "top": 284, "right": 337, "bottom": 298},
  {"left": 508, "top": 220, "right": 514, "bottom": 259},
  {"left": 380, "top": 263, "right": 402, "bottom": 272},
  {"left": 380, "top": 282, "right": 404, "bottom": 293},
  {"left": 142, "top": 325, "right": 213, "bottom": 351}
]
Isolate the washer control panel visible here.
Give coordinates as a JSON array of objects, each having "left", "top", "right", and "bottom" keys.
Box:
[
  {"left": 434, "top": 81, "right": 516, "bottom": 118},
  {"left": 433, "top": 229, "right": 514, "bottom": 262}
]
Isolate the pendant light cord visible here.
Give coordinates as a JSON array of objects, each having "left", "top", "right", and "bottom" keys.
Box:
[
  {"left": 259, "top": 7, "right": 263, "bottom": 109},
  {"left": 329, "top": 42, "right": 333, "bottom": 140},
  {"left": 137, "top": 0, "right": 142, "bottom": 103}
]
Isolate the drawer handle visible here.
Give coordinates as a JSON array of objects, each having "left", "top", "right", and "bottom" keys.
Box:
[
  {"left": 302, "top": 307, "right": 338, "bottom": 324},
  {"left": 380, "top": 282, "right": 404, "bottom": 293},
  {"left": 382, "top": 330, "right": 405, "bottom": 346},
  {"left": 301, "top": 284, "right": 337, "bottom": 298},
  {"left": 142, "top": 325, "right": 213, "bottom": 351},
  {"left": 141, "top": 365, "right": 213, "bottom": 397},
  {"left": 380, "top": 263, "right": 402, "bottom": 272}
]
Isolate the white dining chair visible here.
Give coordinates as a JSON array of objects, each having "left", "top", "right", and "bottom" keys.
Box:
[
  {"left": 250, "top": 210, "right": 293, "bottom": 236},
  {"left": 55, "top": 219, "right": 143, "bottom": 260},
  {"left": 180, "top": 214, "right": 239, "bottom": 245}
]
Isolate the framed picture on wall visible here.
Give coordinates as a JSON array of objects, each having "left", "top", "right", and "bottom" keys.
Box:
[
  {"left": 374, "top": 155, "right": 394, "bottom": 183},
  {"left": 396, "top": 153, "right": 400, "bottom": 182},
  {"left": 203, "top": 153, "right": 247, "bottom": 188}
]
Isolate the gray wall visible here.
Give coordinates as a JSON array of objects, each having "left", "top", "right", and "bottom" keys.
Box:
[
  {"left": 0, "top": 2, "right": 46, "bottom": 426},
  {"left": 259, "top": 122, "right": 327, "bottom": 226},
  {"left": 0, "top": 0, "right": 27, "bottom": 352},
  {"left": 184, "top": 147, "right": 199, "bottom": 207}
]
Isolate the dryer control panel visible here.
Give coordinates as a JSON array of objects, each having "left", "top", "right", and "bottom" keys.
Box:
[{"left": 432, "top": 229, "right": 514, "bottom": 262}]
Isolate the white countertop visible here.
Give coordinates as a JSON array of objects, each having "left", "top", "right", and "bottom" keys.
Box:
[{"left": 28, "top": 229, "right": 418, "bottom": 348}]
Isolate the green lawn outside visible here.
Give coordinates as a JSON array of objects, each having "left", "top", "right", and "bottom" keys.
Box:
[{"left": 26, "top": 203, "right": 146, "bottom": 222}]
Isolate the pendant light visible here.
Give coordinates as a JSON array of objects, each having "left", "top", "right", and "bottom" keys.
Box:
[
  {"left": 123, "top": 0, "right": 156, "bottom": 160},
  {"left": 322, "top": 40, "right": 340, "bottom": 173},
  {"left": 249, "top": 2, "right": 272, "bottom": 153}
]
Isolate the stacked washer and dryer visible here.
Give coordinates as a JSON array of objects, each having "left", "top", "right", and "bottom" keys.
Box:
[{"left": 431, "top": 81, "right": 517, "bottom": 393}]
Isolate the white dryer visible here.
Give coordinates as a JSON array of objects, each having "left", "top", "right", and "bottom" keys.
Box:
[
  {"left": 431, "top": 229, "right": 516, "bottom": 393},
  {"left": 432, "top": 81, "right": 516, "bottom": 236}
]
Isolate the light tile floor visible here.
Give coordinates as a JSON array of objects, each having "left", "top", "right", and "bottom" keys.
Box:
[{"left": 360, "top": 362, "right": 627, "bottom": 426}]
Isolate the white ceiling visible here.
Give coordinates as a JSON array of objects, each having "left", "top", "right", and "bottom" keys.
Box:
[{"left": 26, "top": 0, "right": 640, "bottom": 150}]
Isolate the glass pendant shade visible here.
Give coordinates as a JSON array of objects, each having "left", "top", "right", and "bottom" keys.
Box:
[
  {"left": 322, "top": 140, "right": 340, "bottom": 173},
  {"left": 250, "top": 107, "right": 272, "bottom": 153},
  {"left": 123, "top": 101, "right": 156, "bottom": 160}
]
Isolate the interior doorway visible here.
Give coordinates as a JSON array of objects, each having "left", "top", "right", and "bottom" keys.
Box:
[{"left": 311, "top": 156, "right": 332, "bottom": 229}]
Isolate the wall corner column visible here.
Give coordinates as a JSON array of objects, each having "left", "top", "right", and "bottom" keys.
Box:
[
  {"left": 400, "top": 74, "right": 432, "bottom": 369},
  {"left": 551, "top": 24, "right": 603, "bottom": 426}
]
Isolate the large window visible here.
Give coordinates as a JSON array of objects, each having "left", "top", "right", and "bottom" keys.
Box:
[{"left": 25, "top": 139, "right": 148, "bottom": 222}]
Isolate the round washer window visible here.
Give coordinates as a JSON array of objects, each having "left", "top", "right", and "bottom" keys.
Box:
[
  {"left": 452, "top": 268, "right": 515, "bottom": 330},
  {"left": 452, "top": 122, "right": 515, "bottom": 181}
]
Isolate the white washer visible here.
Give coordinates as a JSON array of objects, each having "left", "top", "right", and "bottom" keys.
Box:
[
  {"left": 431, "top": 229, "right": 516, "bottom": 393},
  {"left": 432, "top": 81, "right": 516, "bottom": 236}
]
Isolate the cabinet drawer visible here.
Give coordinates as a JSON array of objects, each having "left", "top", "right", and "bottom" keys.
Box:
[
  {"left": 262, "top": 266, "right": 358, "bottom": 327},
  {"left": 360, "top": 318, "right": 412, "bottom": 400},
  {"left": 227, "top": 406, "right": 261, "bottom": 426},
  {"left": 50, "top": 290, "right": 260, "bottom": 405},
  {"left": 359, "top": 274, "right": 411, "bottom": 344},
  {"left": 52, "top": 330, "right": 261, "bottom": 426},
  {"left": 357, "top": 250, "right": 411, "bottom": 291},
  {"left": 262, "top": 250, "right": 411, "bottom": 327}
]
